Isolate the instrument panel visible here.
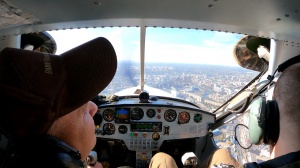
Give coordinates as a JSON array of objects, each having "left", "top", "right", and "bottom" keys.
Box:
[{"left": 96, "top": 97, "right": 215, "bottom": 152}]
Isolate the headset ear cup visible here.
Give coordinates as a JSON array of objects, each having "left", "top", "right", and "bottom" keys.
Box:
[
  {"left": 264, "top": 100, "right": 280, "bottom": 145},
  {"left": 249, "top": 97, "right": 266, "bottom": 145}
]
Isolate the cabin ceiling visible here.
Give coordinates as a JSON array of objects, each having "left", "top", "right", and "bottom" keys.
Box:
[{"left": 1, "top": 0, "right": 300, "bottom": 43}]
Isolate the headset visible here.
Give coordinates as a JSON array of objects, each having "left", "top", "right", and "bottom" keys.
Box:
[{"left": 249, "top": 55, "right": 300, "bottom": 146}]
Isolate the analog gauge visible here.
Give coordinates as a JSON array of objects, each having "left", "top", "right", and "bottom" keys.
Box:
[
  {"left": 164, "top": 109, "right": 177, "bottom": 122},
  {"left": 118, "top": 125, "right": 128, "bottom": 134},
  {"left": 103, "top": 109, "right": 115, "bottom": 122},
  {"left": 130, "top": 107, "right": 144, "bottom": 120},
  {"left": 152, "top": 132, "right": 160, "bottom": 141},
  {"left": 194, "top": 114, "right": 203, "bottom": 123},
  {"left": 178, "top": 111, "right": 190, "bottom": 124},
  {"left": 146, "top": 109, "right": 156, "bottom": 118},
  {"left": 103, "top": 123, "right": 115, "bottom": 135}
]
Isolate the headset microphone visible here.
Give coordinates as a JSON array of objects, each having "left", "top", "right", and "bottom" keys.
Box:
[{"left": 93, "top": 113, "right": 103, "bottom": 126}]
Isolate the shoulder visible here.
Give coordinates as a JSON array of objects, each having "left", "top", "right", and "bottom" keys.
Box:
[{"left": 242, "top": 150, "right": 300, "bottom": 168}]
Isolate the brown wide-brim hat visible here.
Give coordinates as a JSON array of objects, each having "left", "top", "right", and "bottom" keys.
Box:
[{"left": 0, "top": 37, "right": 117, "bottom": 140}]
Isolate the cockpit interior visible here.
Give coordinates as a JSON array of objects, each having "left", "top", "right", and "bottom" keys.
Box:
[{"left": 1, "top": 0, "right": 300, "bottom": 168}]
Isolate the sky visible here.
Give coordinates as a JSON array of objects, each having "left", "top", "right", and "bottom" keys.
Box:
[{"left": 48, "top": 27, "right": 244, "bottom": 66}]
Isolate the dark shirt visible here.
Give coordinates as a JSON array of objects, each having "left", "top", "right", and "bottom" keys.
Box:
[
  {"left": 244, "top": 150, "right": 300, "bottom": 168},
  {"left": 4, "top": 135, "right": 84, "bottom": 168}
]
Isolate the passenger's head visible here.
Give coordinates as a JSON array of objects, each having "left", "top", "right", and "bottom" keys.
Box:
[
  {"left": 274, "top": 63, "right": 300, "bottom": 124},
  {"left": 0, "top": 37, "right": 117, "bottom": 157}
]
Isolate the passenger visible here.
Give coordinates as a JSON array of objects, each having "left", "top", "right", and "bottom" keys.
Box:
[
  {"left": 149, "top": 63, "right": 300, "bottom": 168},
  {"left": 242, "top": 63, "right": 300, "bottom": 167},
  {"left": 0, "top": 37, "right": 117, "bottom": 168}
]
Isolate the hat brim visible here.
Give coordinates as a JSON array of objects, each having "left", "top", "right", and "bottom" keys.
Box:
[{"left": 58, "top": 37, "right": 117, "bottom": 118}]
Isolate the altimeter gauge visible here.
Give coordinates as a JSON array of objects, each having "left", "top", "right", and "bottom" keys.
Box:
[{"left": 130, "top": 107, "right": 144, "bottom": 120}]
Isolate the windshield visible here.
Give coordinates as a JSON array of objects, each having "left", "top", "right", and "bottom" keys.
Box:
[{"left": 48, "top": 27, "right": 259, "bottom": 112}]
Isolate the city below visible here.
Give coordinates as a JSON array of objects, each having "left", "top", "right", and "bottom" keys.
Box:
[{"left": 102, "top": 62, "right": 259, "bottom": 112}]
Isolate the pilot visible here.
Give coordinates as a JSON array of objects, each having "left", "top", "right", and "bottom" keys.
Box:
[
  {"left": 241, "top": 63, "right": 300, "bottom": 167},
  {"left": 149, "top": 63, "right": 300, "bottom": 168},
  {"left": 206, "top": 62, "right": 300, "bottom": 167},
  {"left": 0, "top": 37, "right": 117, "bottom": 167}
]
